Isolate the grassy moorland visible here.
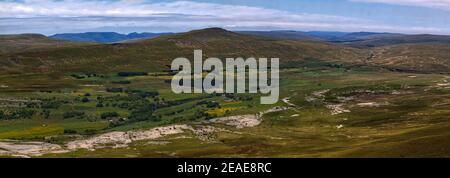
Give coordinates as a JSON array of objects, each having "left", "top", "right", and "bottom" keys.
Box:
[
  {"left": 1, "top": 28, "right": 450, "bottom": 157},
  {"left": 36, "top": 66, "right": 450, "bottom": 158},
  {"left": 0, "top": 34, "right": 91, "bottom": 54}
]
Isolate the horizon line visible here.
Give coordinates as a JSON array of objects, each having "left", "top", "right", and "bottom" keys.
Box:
[{"left": 0, "top": 27, "right": 446, "bottom": 37}]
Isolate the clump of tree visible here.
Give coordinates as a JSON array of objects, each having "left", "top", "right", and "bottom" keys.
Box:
[
  {"left": 100, "top": 112, "right": 119, "bottom": 119},
  {"left": 117, "top": 72, "right": 147, "bottom": 77},
  {"left": 25, "top": 102, "right": 40, "bottom": 109},
  {"left": 128, "top": 90, "right": 159, "bottom": 98},
  {"left": 70, "top": 74, "right": 86, "bottom": 79},
  {"left": 196, "top": 100, "right": 220, "bottom": 108},
  {"left": 63, "top": 129, "right": 77, "bottom": 134},
  {"left": 40, "top": 110, "right": 51, "bottom": 119},
  {"left": 96, "top": 102, "right": 104, "bottom": 107},
  {"left": 81, "top": 97, "right": 90, "bottom": 103},
  {"left": 70, "top": 73, "right": 104, "bottom": 79},
  {"left": 129, "top": 103, "right": 158, "bottom": 122},
  {"left": 106, "top": 88, "right": 125, "bottom": 93},
  {"left": 224, "top": 93, "right": 253, "bottom": 101},
  {"left": 63, "top": 111, "right": 85, "bottom": 119},
  {"left": 111, "top": 80, "right": 131, "bottom": 84},
  {"left": 40, "top": 100, "right": 64, "bottom": 109},
  {"left": 0, "top": 109, "right": 35, "bottom": 120}
]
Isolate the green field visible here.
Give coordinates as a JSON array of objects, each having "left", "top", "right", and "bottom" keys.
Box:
[{"left": 1, "top": 64, "right": 449, "bottom": 157}]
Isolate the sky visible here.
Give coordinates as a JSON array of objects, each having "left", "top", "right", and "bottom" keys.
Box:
[{"left": 1, "top": 0, "right": 450, "bottom": 35}]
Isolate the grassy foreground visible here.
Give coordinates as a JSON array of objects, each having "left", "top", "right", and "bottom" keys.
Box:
[{"left": 1, "top": 62, "right": 449, "bottom": 157}]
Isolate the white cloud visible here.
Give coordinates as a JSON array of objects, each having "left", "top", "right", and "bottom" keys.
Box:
[
  {"left": 351, "top": 0, "right": 450, "bottom": 10},
  {"left": 0, "top": 0, "right": 448, "bottom": 34},
  {"left": 0, "top": 0, "right": 352, "bottom": 21}
]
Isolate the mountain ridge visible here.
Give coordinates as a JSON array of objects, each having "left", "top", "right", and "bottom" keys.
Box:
[
  {"left": 50, "top": 32, "right": 173, "bottom": 43},
  {"left": 0, "top": 33, "right": 89, "bottom": 54},
  {"left": 237, "top": 30, "right": 450, "bottom": 48},
  {"left": 45, "top": 29, "right": 450, "bottom": 48},
  {"left": 0, "top": 28, "right": 364, "bottom": 74},
  {"left": 2, "top": 28, "right": 450, "bottom": 74}
]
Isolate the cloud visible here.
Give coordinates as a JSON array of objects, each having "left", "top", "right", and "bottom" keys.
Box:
[
  {"left": 0, "top": 0, "right": 317, "bottom": 19},
  {"left": 351, "top": 0, "right": 450, "bottom": 10},
  {"left": 0, "top": 0, "right": 448, "bottom": 35}
]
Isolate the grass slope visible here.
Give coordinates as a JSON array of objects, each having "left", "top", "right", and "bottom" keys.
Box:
[
  {"left": 0, "top": 28, "right": 364, "bottom": 75},
  {"left": 0, "top": 34, "right": 90, "bottom": 54}
]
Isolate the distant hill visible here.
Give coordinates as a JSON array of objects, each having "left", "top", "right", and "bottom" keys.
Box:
[
  {"left": 236, "top": 30, "right": 399, "bottom": 43},
  {"left": 1, "top": 28, "right": 363, "bottom": 74},
  {"left": 3, "top": 28, "right": 450, "bottom": 74},
  {"left": 50, "top": 32, "right": 172, "bottom": 43},
  {"left": 237, "top": 31, "right": 318, "bottom": 41},
  {"left": 328, "top": 32, "right": 402, "bottom": 42},
  {"left": 48, "top": 30, "right": 450, "bottom": 48},
  {"left": 237, "top": 30, "right": 354, "bottom": 41},
  {"left": 302, "top": 31, "right": 350, "bottom": 41},
  {"left": 239, "top": 30, "right": 450, "bottom": 48},
  {"left": 0, "top": 34, "right": 88, "bottom": 54},
  {"left": 369, "top": 44, "right": 450, "bottom": 73},
  {"left": 336, "top": 34, "right": 450, "bottom": 48}
]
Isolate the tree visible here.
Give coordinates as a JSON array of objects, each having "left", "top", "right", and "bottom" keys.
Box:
[
  {"left": 101, "top": 112, "right": 119, "bottom": 119},
  {"left": 63, "top": 111, "right": 85, "bottom": 119},
  {"left": 42, "top": 110, "right": 50, "bottom": 119},
  {"left": 81, "top": 97, "right": 89, "bottom": 103},
  {"left": 96, "top": 102, "right": 104, "bottom": 107}
]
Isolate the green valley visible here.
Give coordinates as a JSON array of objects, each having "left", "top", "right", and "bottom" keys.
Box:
[{"left": 1, "top": 28, "right": 450, "bottom": 158}]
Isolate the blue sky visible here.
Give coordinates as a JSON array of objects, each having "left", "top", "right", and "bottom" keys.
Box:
[{"left": 1, "top": 0, "right": 450, "bottom": 35}]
